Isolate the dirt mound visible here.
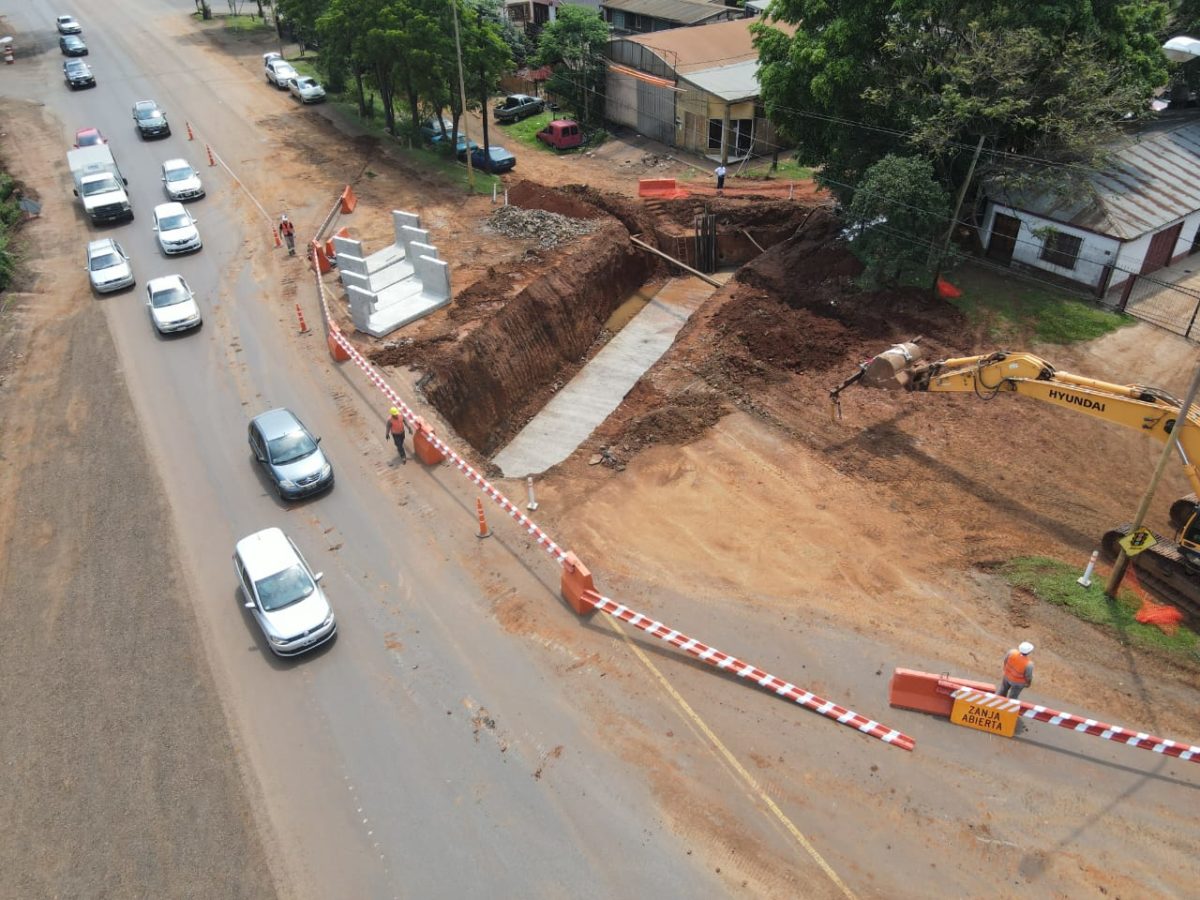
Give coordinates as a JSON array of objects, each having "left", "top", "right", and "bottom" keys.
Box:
[{"left": 507, "top": 180, "right": 606, "bottom": 219}]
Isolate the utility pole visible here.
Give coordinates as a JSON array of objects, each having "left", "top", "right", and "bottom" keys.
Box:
[
  {"left": 1105, "top": 361, "right": 1200, "bottom": 596},
  {"left": 932, "top": 135, "right": 985, "bottom": 285},
  {"left": 451, "top": 0, "right": 474, "bottom": 190},
  {"left": 477, "top": 7, "right": 490, "bottom": 155}
]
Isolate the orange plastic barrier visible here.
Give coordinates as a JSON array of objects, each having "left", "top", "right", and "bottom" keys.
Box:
[
  {"left": 561, "top": 552, "right": 597, "bottom": 616},
  {"left": 638, "top": 178, "right": 688, "bottom": 199},
  {"left": 410, "top": 416, "right": 446, "bottom": 465},
  {"left": 325, "top": 226, "right": 349, "bottom": 260},
  {"left": 936, "top": 277, "right": 962, "bottom": 299},
  {"left": 310, "top": 240, "right": 332, "bottom": 274},
  {"left": 340, "top": 185, "right": 357, "bottom": 214},
  {"left": 326, "top": 326, "right": 351, "bottom": 362},
  {"left": 888, "top": 668, "right": 996, "bottom": 717}
]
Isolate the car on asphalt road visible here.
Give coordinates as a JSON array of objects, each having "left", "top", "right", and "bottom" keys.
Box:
[
  {"left": 132, "top": 100, "right": 171, "bottom": 138},
  {"left": 248, "top": 408, "right": 334, "bottom": 500},
  {"left": 493, "top": 94, "right": 544, "bottom": 123},
  {"left": 536, "top": 119, "right": 583, "bottom": 151},
  {"left": 151, "top": 202, "right": 202, "bottom": 255},
  {"left": 59, "top": 34, "right": 87, "bottom": 56},
  {"left": 144, "top": 274, "right": 201, "bottom": 333},
  {"left": 265, "top": 57, "right": 297, "bottom": 88},
  {"left": 287, "top": 75, "right": 326, "bottom": 103},
  {"left": 56, "top": 14, "right": 82, "bottom": 34},
  {"left": 85, "top": 238, "right": 134, "bottom": 294},
  {"left": 466, "top": 145, "right": 516, "bottom": 174},
  {"left": 63, "top": 59, "right": 95, "bottom": 89},
  {"left": 73, "top": 126, "right": 106, "bottom": 148},
  {"left": 233, "top": 527, "right": 337, "bottom": 657},
  {"left": 160, "top": 158, "right": 205, "bottom": 201}
]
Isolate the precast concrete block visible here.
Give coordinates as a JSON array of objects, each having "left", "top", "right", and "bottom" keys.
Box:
[
  {"left": 414, "top": 255, "right": 451, "bottom": 301},
  {"left": 338, "top": 253, "right": 369, "bottom": 277},
  {"left": 391, "top": 211, "right": 420, "bottom": 245},
  {"left": 331, "top": 235, "right": 362, "bottom": 259},
  {"left": 347, "top": 284, "right": 379, "bottom": 332},
  {"left": 399, "top": 225, "right": 430, "bottom": 259}
]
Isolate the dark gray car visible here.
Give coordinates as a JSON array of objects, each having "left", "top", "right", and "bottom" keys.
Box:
[
  {"left": 248, "top": 408, "right": 333, "bottom": 500},
  {"left": 132, "top": 100, "right": 171, "bottom": 138}
]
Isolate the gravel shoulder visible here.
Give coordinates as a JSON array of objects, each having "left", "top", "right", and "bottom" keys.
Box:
[{"left": 0, "top": 98, "right": 278, "bottom": 900}]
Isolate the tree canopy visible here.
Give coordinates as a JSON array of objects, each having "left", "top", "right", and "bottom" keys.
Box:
[{"left": 534, "top": 6, "right": 609, "bottom": 127}]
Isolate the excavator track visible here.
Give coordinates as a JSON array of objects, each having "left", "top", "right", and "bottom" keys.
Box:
[{"left": 1102, "top": 524, "right": 1200, "bottom": 624}]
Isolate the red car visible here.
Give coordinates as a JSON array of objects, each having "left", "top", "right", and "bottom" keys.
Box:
[{"left": 74, "top": 127, "right": 106, "bottom": 149}]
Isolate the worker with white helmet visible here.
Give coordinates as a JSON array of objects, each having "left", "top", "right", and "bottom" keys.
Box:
[
  {"left": 997, "top": 641, "right": 1035, "bottom": 699},
  {"left": 278, "top": 213, "right": 296, "bottom": 255}
]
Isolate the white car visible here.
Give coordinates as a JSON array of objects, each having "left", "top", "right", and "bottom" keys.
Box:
[
  {"left": 287, "top": 76, "right": 326, "bottom": 104},
  {"left": 151, "top": 202, "right": 202, "bottom": 255},
  {"left": 265, "top": 58, "right": 297, "bottom": 88},
  {"left": 160, "top": 158, "right": 205, "bottom": 201},
  {"left": 145, "top": 274, "right": 202, "bottom": 334},
  {"left": 85, "top": 239, "right": 134, "bottom": 293},
  {"left": 233, "top": 528, "right": 337, "bottom": 657},
  {"left": 56, "top": 14, "right": 82, "bottom": 34}
]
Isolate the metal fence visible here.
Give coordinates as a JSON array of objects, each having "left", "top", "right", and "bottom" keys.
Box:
[{"left": 1104, "top": 273, "right": 1200, "bottom": 341}]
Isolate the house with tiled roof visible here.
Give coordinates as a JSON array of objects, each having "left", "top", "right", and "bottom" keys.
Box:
[{"left": 601, "top": 0, "right": 738, "bottom": 35}]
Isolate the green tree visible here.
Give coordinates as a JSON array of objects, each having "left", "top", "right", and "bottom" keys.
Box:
[
  {"left": 534, "top": 5, "right": 608, "bottom": 126},
  {"left": 754, "top": 1, "right": 1171, "bottom": 202},
  {"left": 845, "top": 155, "right": 949, "bottom": 287}
]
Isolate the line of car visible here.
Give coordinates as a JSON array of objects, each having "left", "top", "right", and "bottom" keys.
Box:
[
  {"left": 263, "top": 52, "right": 327, "bottom": 104},
  {"left": 59, "top": 16, "right": 340, "bottom": 656}
]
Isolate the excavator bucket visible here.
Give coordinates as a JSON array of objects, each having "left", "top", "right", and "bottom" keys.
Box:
[{"left": 861, "top": 342, "right": 924, "bottom": 389}]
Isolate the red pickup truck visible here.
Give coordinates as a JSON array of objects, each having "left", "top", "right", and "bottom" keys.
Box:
[{"left": 536, "top": 119, "right": 583, "bottom": 151}]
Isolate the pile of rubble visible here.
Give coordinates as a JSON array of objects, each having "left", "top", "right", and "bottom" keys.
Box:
[{"left": 485, "top": 205, "right": 598, "bottom": 249}]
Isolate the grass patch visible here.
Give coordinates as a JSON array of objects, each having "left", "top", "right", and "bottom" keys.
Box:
[
  {"left": 678, "top": 154, "right": 816, "bottom": 183},
  {"left": 221, "top": 14, "right": 272, "bottom": 32},
  {"left": 946, "top": 261, "right": 1131, "bottom": 344},
  {"left": 997, "top": 556, "right": 1200, "bottom": 662},
  {"left": 495, "top": 110, "right": 554, "bottom": 151}
]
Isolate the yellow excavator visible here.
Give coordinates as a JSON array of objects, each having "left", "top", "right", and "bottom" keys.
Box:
[{"left": 829, "top": 339, "right": 1200, "bottom": 619}]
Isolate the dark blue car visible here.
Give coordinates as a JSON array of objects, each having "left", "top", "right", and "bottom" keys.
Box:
[{"left": 469, "top": 146, "right": 516, "bottom": 174}]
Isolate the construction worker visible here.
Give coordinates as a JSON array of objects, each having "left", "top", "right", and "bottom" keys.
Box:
[
  {"left": 384, "top": 406, "right": 411, "bottom": 464},
  {"left": 997, "top": 641, "right": 1034, "bottom": 699},
  {"left": 279, "top": 214, "right": 296, "bottom": 255}
]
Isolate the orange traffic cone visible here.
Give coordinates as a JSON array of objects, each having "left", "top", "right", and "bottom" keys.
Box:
[
  {"left": 273, "top": 226, "right": 282, "bottom": 248},
  {"left": 186, "top": 121, "right": 194, "bottom": 141},
  {"left": 206, "top": 144, "right": 216, "bottom": 167},
  {"left": 475, "top": 498, "right": 491, "bottom": 539},
  {"left": 295, "top": 303, "right": 309, "bottom": 334}
]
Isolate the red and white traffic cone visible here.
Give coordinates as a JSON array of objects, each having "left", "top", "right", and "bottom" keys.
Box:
[
  {"left": 186, "top": 121, "right": 194, "bottom": 141},
  {"left": 295, "top": 303, "right": 309, "bottom": 334},
  {"left": 475, "top": 498, "right": 491, "bottom": 539},
  {"left": 206, "top": 144, "right": 216, "bottom": 167}
]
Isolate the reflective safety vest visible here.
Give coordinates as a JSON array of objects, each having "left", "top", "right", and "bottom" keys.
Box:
[
  {"left": 1003, "top": 650, "right": 1032, "bottom": 685},
  {"left": 387, "top": 415, "right": 404, "bottom": 435},
  {"left": 279, "top": 219, "right": 295, "bottom": 236}
]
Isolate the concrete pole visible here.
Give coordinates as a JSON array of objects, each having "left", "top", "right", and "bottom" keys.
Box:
[
  {"left": 451, "top": 0, "right": 474, "bottom": 190},
  {"left": 720, "top": 103, "right": 731, "bottom": 166},
  {"left": 1105, "top": 360, "right": 1200, "bottom": 596}
]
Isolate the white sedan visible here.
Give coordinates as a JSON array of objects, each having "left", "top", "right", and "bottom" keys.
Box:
[
  {"left": 145, "top": 274, "right": 202, "bottom": 334},
  {"left": 160, "top": 158, "right": 205, "bottom": 201},
  {"left": 151, "top": 202, "right": 202, "bottom": 255},
  {"left": 85, "top": 238, "right": 135, "bottom": 294},
  {"left": 288, "top": 76, "right": 326, "bottom": 104},
  {"left": 265, "top": 58, "right": 297, "bottom": 88}
]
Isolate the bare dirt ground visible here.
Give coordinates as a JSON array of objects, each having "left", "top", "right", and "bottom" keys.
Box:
[{"left": 0, "top": 98, "right": 277, "bottom": 898}]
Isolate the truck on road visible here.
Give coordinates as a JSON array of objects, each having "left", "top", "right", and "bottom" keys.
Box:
[{"left": 68, "top": 145, "right": 133, "bottom": 224}]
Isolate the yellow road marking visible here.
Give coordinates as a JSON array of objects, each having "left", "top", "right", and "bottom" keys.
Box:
[{"left": 601, "top": 614, "right": 856, "bottom": 899}]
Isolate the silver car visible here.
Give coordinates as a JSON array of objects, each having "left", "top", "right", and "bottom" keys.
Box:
[
  {"left": 265, "top": 58, "right": 297, "bottom": 88},
  {"left": 145, "top": 274, "right": 202, "bottom": 333},
  {"left": 56, "top": 14, "right": 82, "bottom": 34},
  {"left": 234, "top": 528, "right": 336, "bottom": 657},
  {"left": 160, "top": 158, "right": 205, "bottom": 201},
  {"left": 248, "top": 408, "right": 334, "bottom": 500},
  {"left": 85, "top": 238, "right": 134, "bottom": 293},
  {"left": 152, "top": 202, "right": 202, "bottom": 255},
  {"left": 287, "top": 76, "right": 326, "bottom": 104}
]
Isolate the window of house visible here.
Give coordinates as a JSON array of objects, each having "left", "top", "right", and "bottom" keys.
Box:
[
  {"left": 1039, "top": 230, "right": 1083, "bottom": 269},
  {"left": 707, "top": 118, "right": 754, "bottom": 154}
]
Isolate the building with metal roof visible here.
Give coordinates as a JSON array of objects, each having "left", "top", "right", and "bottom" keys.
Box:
[
  {"left": 605, "top": 18, "right": 789, "bottom": 160},
  {"left": 601, "top": 0, "right": 737, "bottom": 35},
  {"left": 979, "top": 119, "right": 1200, "bottom": 299}
]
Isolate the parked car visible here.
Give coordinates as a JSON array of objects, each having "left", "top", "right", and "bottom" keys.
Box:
[
  {"left": 262, "top": 51, "right": 282, "bottom": 65},
  {"left": 145, "top": 274, "right": 201, "bottom": 333},
  {"left": 494, "top": 94, "right": 544, "bottom": 123},
  {"left": 63, "top": 59, "right": 95, "bottom": 89},
  {"left": 59, "top": 34, "right": 87, "bottom": 56},
  {"left": 287, "top": 75, "right": 326, "bottom": 103},
  {"left": 467, "top": 145, "right": 516, "bottom": 174},
  {"left": 151, "top": 202, "right": 202, "bottom": 255},
  {"left": 233, "top": 528, "right": 337, "bottom": 657},
  {"left": 420, "top": 116, "right": 455, "bottom": 143},
  {"left": 56, "top": 15, "right": 82, "bottom": 34},
  {"left": 536, "top": 119, "right": 583, "bottom": 151},
  {"left": 248, "top": 408, "right": 334, "bottom": 500},
  {"left": 85, "top": 238, "right": 134, "bottom": 294},
  {"left": 160, "top": 158, "right": 205, "bottom": 201},
  {"left": 132, "top": 100, "right": 170, "bottom": 138},
  {"left": 448, "top": 135, "right": 479, "bottom": 159},
  {"left": 265, "top": 58, "right": 297, "bottom": 88},
  {"left": 74, "top": 126, "right": 106, "bottom": 148}
]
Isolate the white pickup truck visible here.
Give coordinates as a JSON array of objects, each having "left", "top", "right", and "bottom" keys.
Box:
[{"left": 67, "top": 145, "right": 133, "bottom": 224}]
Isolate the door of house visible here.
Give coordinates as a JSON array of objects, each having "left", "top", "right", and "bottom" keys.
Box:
[
  {"left": 986, "top": 213, "right": 1020, "bottom": 263},
  {"left": 1141, "top": 223, "right": 1183, "bottom": 274}
]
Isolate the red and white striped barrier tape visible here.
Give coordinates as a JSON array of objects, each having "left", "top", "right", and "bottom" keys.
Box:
[
  {"left": 950, "top": 687, "right": 1199, "bottom": 764},
  {"left": 590, "top": 593, "right": 915, "bottom": 750},
  {"left": 305, "top": 199, "right": 911, "bottom": 751}
]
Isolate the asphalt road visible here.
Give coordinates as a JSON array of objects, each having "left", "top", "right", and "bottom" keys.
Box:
[{"left": 3, "top": 3, "right": 727, "bottom": 897}]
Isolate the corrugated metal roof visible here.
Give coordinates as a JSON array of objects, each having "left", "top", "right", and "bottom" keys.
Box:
[
  {"left": 999, "top": 122, "right": 1200, "bottom": 239},
  {"left": 680, "top": 58, "right": 761, "bottom": 101},
  {"left": 618, "top": 17, "right": 766, "bottom": 70},
  {"left": 602, "top": 0, "right": 730, "bottom": 25}
]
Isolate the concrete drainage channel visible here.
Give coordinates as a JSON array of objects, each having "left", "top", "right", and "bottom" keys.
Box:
[{"left": 369, "top": 182, "right": 822, "bottom": 467}]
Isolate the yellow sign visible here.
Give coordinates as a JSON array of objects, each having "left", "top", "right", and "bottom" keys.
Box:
[
  {"left": 1118, "top": 528, "right": 1158, "bottom": 557},
  {"left": 950, "top": 698, "right": 1018, "bottom": 738}
]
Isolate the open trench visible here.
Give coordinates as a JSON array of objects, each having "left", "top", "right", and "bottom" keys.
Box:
[{"left": 370, "top": 181, "right": 824, "bottom": 460}]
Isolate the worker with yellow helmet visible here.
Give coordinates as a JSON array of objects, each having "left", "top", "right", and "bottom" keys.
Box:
[{"left": 384, "top": 406, "right": 411, "bottom": 464}]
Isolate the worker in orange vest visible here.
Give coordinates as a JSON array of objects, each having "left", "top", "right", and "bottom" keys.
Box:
[
  {"left": 997, "top": 641, "right": 1034, "bottom": 699},
  {"left": 279, "top": 214, "right": 296, "bottom": 255},
  {"left": 384, "top": 406, "right": 411, "bottom": 464}
]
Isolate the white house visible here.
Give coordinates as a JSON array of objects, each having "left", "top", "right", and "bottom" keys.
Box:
[{"left": 979, "top": 120, "right": 1200, "bottom": 301}]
